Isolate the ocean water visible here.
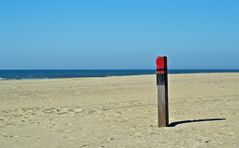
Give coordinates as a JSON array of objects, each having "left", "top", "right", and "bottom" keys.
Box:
[{"left": 0, "top": 69, "right": 239, "bottom": 80}]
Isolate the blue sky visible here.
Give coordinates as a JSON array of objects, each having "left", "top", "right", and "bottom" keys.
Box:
[{"left": 0, "top": 0, "right": 239, "bottom": 69}]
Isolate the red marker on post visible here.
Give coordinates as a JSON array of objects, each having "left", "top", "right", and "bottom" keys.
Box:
[{"left": 156, "top": 56, "right": 169, "bottom": 127}]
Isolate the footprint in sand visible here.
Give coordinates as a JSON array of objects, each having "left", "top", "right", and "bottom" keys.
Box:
[
  {"left": 74, "top": 108, "right": 84, "bottom": 113},
  {"left": 63, "top": 136, "right": 75, "bottom": 140},
  {"left": 87, "top": 109, "right": 97, "bottom": 114},
  {"left": 115, "top": 111, "right": 122, "bottom": 116},
  {"left": 0, "top": 116, "right": 5, "bottom": 121},
  {"left": 43, "top": 108, "right": 57, "bottom": 114},
  {"left": 108, "top": 137, "right": 115, "bottom": 141},
  {"left": 56, "top": 108, "right": 68, "bottom": 116},
  {"left": 101, "top": 106, "right": 111, "bottom": 111}
]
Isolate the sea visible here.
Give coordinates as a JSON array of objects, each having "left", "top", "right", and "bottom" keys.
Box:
[{"left": 0, "top": 69, "right": 239, "bottom": 80}]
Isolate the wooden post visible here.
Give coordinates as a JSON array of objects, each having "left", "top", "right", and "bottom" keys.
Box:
[{"left": 156, "top": 56, "right": 169, "bottom": 127}]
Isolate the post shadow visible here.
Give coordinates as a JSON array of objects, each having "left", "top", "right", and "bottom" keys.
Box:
[{"left": 169, "top": 118, "right": 226, "bottom": 127}]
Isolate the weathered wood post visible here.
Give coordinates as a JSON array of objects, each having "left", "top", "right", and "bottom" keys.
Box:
[{"left": 156, "top": 56, "right": 169, "bottom": 127}]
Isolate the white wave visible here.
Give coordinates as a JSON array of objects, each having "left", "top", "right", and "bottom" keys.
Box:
[{"left": 0, "top": 77, "right": 7, "bottom": 80}]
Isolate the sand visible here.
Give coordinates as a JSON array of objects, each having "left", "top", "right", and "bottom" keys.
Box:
[{"left": 0, "top": 73, "right": 238, "bottom": 148}]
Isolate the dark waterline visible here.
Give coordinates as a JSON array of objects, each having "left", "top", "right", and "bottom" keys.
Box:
[{"left": 0, "top": 69, "right": 239, "bottom": 80}]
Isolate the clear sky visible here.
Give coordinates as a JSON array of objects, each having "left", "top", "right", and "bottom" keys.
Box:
[{"left": 0, "top": 0, "right": 239, "bottom": 69}]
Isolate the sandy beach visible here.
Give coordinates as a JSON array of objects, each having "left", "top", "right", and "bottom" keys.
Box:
[{"left": 0, "top": 73, "right": 238, "bottom": 148}]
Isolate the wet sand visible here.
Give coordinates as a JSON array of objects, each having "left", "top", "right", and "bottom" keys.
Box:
[{"left": 0, "top": 73, "right": 238, "bottom": 148}]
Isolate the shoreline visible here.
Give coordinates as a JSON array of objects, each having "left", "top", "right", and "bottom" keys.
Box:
[{"left": 1, "top": 72, "right": 239, "bottom": 81}]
